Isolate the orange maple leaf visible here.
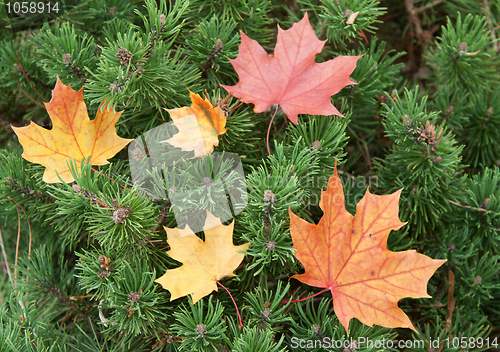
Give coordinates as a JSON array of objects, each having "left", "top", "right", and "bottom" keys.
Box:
[
  {"left": 12, "top": 77, "right": 132, "bottom": 183},
  {"left": 289, "top": 165, "right": 446, "bottom": 333},
  {"left": 155, "top": 210, "right": 249, "bottom": 304},
  {"left": 162, "top": 91, "right": 228, "bottom": 157},
  {"left": 221, "top": 13, "right": 361, "bottom": 124}
]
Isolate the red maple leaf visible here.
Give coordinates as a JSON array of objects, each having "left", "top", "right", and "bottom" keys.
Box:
[
  {"left": 289, "top": 164, "right": 446, "bottom": 333},
  {"left": 222, "top": 13, "right": 361, "bottom": 124}
]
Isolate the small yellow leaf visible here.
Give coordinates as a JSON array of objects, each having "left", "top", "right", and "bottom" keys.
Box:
[
  {"left": 155, "top": 210, "right": 249, "bottom": 304},
  {"left": 162, "top": 91, "right": 228, "bottom": 157}
]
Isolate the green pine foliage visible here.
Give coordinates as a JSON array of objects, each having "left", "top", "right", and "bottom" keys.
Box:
[
  {"left": 1, "top": 0, "right": 499, "bottom": 351},
  {"left": 425, "top": 13, "right": 500, "bottom": 92}
]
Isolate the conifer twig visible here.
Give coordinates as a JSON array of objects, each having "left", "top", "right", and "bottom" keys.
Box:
[
  {"left": 405, "top": 0, "right": 423, "bottom": 38},
  {"left": 16, "top": 51, "right": 50, "bottom": 100},
  {"left": 13, "top": 200, "right": 33, "bottom": 260},
  {"left": 447, "top": 199, "right": 499, "bottom": 215},
  {"left": 416, "top": 0, "right": 445, "bottom": 13},
  {"left": 483, "top": 0, "right": 499, "bottom": 51},
  {"left": 4, "top": 196, "right": 32, "bottom": 285},
  {"left": 151, "top": 200, "right": 170, "bottom": 232},
  {"left": 0, "top": 229, "right": 13, "bottom": 285},
  {"left": 437, "top": 270, "right": 455, "bottom": 352},
  {"left": 13, "top": 75, "right": 45, "bottom": 108},
  {"left": 0, "top": 114, "right": 10, "bottom": 132},
  {"left": 443, "top": 270, "right": 455, "bottom": 334}
]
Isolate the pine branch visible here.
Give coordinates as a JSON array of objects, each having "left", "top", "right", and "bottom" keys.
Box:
[
  {"left": 482, "top": 0, "right": 499, "bottom": 51},
  {"left": 151, "top": 200, "right": 170, "bottom": 232},
  {"left": 405, "top": 0, "right": 423, "bottom": 38},
  {"left": 447, "top": 199, "right": 500, "bottom": 216},
  {"left": 36, "top": 278, "right": 80, "bottom": 312},
  {"left": 416, "top": 0, "right": 445, "bottom": 13},
  {"left": 6, "top": 177, "right": 56, "bottom": 203},
  {"left": 0, "top": 229, "right": 13, "bottom": 285}
]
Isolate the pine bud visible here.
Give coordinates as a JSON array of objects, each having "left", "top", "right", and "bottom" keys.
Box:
[
  {"left": 377, "top": 94, "right": 389, "bottom": 104},
  {"left": 313, "top": 324, "right": 321, "bottom": 335},
  {"left": 259, "top": 308, "right": 271, "bottom": 321},
  {"left": 263, "top": 190, "right": 276, "bottom": 204},
  {"left": 482, "top": 198, "right": 489, "bottom": 209},
  {"left": 458, "top": 42, "right": 468, "bottom": 55},
  {"left": 127, "top": 289, "right": 143, "bottom": 303},
  {"left": 98, "top": 255, "right": 111, "bottom": 270},
  {"left": 202, "top": 177, "right": 212, "bottom": 187},
  {"left": 97, "top": 270, "right": 110, "bottom": 281},
  {"left": 474, "top": 276, "right": 482, "bottom": 284},
  {"left": 391, "top": 89, "right": 399, "bottom": 102},
  {"left": 344, "top": 340, "right": 357, "bottom": 352},
  {"left": 342, "top": 9, "right": 353, "bottom": 18},
  {"left": 403, "top": 114, "right": 412, "bottom": 125},
  {"left": 444, "top": 106, "right": 454, "bottom": 119},
  {"left": 310, "top": 140, "right": 321, "bottom": 150},
  {"left": 195, "top": 323, "right": 207, "bottom": 336},
  {"left": 135, "top": 65, "right": 144, "bottom": 77},
  {"left": 72, "top": 184, "right": 82, "bottom": 194},
  {"left": 486, "top": 107, "right": 494, "bottom": 119},
  {"left": 160, "top": 14, "right": 166, "bottom": 27},
  {"left": 433, "top": 156, "right": 442, "bottom": 164},
  {"left": 109, "top": 82, "right": 120, "bottom": 93},
  {"left": 216, "top": 38, "right": 223, "bottom": 52},
  {"left": 265, "top": 241, "right": 276, "bottom": 251},
  {"left": 62, "top": 53, "right": 72, "bottom": 65},
  {"left": 116, "top": 47, "right": 132, "bottom": 65},
  {"left": 112, "top": 204, "right": 131, "bottom": 224}
]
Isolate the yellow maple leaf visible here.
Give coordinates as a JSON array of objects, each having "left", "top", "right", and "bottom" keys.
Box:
[
  {"left": 11, "top": 77, "right": 132, "bottom": 183},
  {"left": 155, "top": 210, "right": 249, "bottom": 304},
  {"left": 162, "top": 91, "right": 228, "bottom": 157}
]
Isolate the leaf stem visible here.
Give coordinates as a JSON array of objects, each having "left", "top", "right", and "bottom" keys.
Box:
[
  {"left": 217, "top": 281, "right": 243, "bottom": 328},
  {"left": 280, "top": 288, "right": 330, "bottom": 304},
  {"left": 266, "top": 105, "right": 279, "bottom": 155},
  {"left": 91, "top": 168, "right": 128, "bottom": 191}
]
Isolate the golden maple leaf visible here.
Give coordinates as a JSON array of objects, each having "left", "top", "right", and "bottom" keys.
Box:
[
  {"left": 155, "top": 210, "right": 248, "bottom": 304},
  {"left": 11, "top": 77, "right": 132, "bottom": 183},
  {"left": 162, "top": 91, "right": 228, "bottom": 158}
]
